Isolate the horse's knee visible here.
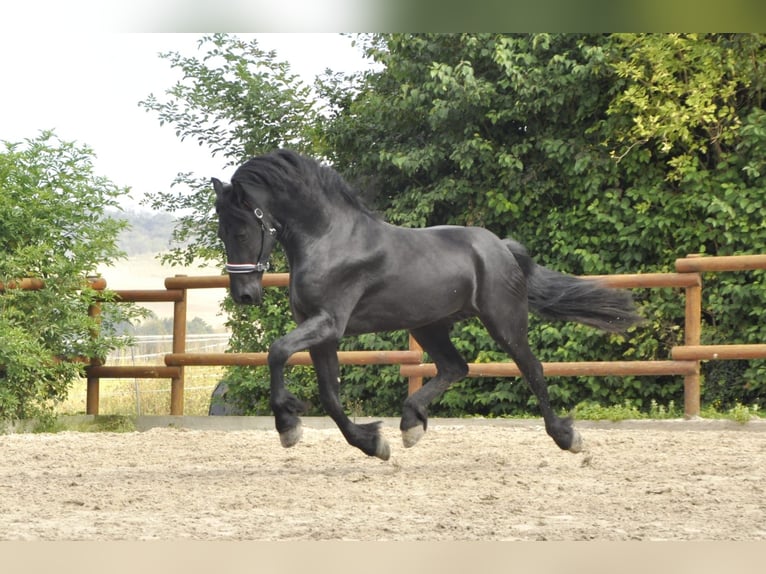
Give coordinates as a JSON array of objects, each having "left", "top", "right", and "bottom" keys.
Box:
[{"left": 267, "top": 341, "right": 291, "bottom": 370}]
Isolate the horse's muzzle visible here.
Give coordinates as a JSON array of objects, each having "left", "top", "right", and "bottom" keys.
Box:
[
  {"left": 229, "top": 276, "right": 263, "bottom": 306},
  {"left": 235, "top": 289, "right": 262, "bottom": 306}
]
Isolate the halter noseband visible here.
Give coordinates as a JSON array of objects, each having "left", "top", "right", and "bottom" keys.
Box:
[{"left": 225, "top": 207, "right": 278, "bottom": 274}]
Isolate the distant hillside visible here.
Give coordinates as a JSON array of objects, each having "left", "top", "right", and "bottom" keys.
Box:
[
  {"left": 109, "top": 209, "right": 179, "bottom": 256},
  {"left": 98, "top": 252, "right": 227, "bottom": 329}
]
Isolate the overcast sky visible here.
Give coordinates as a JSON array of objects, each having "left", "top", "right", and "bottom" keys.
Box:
[{"left": 1, "top": 33, "right": 371, "bottom": 210}]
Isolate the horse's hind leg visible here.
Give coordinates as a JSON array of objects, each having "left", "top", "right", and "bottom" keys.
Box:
[
  {"left": 480, "top": 306, "right": 583, "bottom": 453},
  {"left": 400, "top": 324, "right": 469, "bottom": 448}
]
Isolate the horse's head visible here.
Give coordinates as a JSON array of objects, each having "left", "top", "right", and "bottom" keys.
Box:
[{"left": 213, "top": 177, "right": 278, "bottom": 306}]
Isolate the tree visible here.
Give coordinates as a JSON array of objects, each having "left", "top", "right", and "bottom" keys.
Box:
[
  {"left": 0, "top": 131, "right": 141, "bottom": 424},
  {"left": 139, "top": 33, "right": 323, "bottom": 266},
  {"left": 600, "top": 33, "right": 766, "bottom": 407},
  {"left": 138, "top": 33, "right": 332, "bottom": 413}
]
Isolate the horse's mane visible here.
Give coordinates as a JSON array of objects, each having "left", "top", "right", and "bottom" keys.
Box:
[{"left": 231, "top": 150, "right": 379, "bottom": 219}]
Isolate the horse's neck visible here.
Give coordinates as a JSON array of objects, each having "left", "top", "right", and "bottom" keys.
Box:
[{"left": 279, "top": 204, "right": 375, "bottom": 260}]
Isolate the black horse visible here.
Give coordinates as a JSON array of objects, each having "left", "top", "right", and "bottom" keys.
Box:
[{"left": 213, "top": 149, "right": 640, "bottom": 460}]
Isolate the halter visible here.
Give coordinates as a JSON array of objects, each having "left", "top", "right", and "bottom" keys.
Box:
[{"left": 225, "top": 207, "right": 278, "bottom": 274}]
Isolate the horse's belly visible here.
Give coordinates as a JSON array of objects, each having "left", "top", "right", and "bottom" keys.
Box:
[{"left": 343, "top": 280, "right": 476, "bottom": 334}]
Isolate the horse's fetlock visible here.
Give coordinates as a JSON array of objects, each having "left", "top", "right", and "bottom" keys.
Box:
[{"left": 401, "top": 401, "right": 428, "bottom": 429}]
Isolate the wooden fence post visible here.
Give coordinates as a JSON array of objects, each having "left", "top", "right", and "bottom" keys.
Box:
[
  {"left": 683, "top": 275, "right": 703, "bottom": 418},
  {"left": 86, "top": 300, "right": 102, "bottom": 415},
  {"left": 170, "top": 276, "right": 187, "bottom": 416}
]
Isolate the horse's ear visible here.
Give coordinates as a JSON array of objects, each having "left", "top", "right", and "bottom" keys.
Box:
[{"left": 211, "top": 177, "right": 225, "bottom": 199}]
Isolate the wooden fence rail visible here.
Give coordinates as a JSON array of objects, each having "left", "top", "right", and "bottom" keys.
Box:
[
  {"left": 4, "top": 255, "right": 764, "bottom": 418},
  {"left": 164, "top": 350, "right": 424, "bottom": 367}
]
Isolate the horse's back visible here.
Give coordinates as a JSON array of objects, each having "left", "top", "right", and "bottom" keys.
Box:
[{"left": 406, "top": 224, "right": 522, "bottom": 275}]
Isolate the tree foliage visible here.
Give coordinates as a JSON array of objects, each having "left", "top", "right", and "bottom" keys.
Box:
[
  {"left": 138, "top": 33, "right": 323, "bottom": 267},
  {"left": 0, "top": 132, "right": 141, "bottom": 423},
  {"left": 138, "top": 34, "right": 332, "bottom": 413},
  {"left": 145, "top": 33, "right": 766, "bottom": 416},
  {"left": 321, "top": 33, "right": 766, "bottom": 412}
]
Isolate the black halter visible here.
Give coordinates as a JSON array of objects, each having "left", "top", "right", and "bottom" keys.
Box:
[{"left": 225, "top": 207, "right": 278, "bottom": 274}]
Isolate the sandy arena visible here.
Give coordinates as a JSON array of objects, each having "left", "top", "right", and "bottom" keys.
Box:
[{"left": 1, "top": 418, "right": 764, "bottom": 541}]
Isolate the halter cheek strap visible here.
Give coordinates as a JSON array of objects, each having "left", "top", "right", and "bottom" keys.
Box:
[{"left": 225, "top": 207, "right": 278, "bottom": 275}]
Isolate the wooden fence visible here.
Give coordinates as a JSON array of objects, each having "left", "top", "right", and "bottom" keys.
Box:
[{"left": 4, "top": 254, "right": 766, "bottom": 418}]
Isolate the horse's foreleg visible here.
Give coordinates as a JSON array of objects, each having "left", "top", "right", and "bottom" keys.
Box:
[
  {"left": 401, "top": 324, "right": 469, "bottom": 448},
  {"left": 267, "top": 313, "right": 338, "bottom": 448},
  {"left": 268, "top": 359, "right": 305, "bottom": 448},
  {"left": 310, "top": 342, "right": 390, "bottom": 460}
]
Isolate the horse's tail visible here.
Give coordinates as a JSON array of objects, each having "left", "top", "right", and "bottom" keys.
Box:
[{"left": 504, "top": 239, "right": 641, "bottom": 333}]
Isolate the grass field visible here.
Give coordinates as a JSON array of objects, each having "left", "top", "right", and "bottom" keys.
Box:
[{"left": 57, "top": 366, "right": 226, "bottom": 416}]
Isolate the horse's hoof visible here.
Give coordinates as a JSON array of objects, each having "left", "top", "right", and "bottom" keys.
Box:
[
  {"left": 279, "top": 423, "right": 303, "bottom": 448},
  {"left": 401, "top": 425, "right": 425, "bottom": 448},
  {"left": 375, "top": 436, "right": 391, "bottom": 461},
  {"left": 568, "top": 429, "right": 583, "bottom": 453}
]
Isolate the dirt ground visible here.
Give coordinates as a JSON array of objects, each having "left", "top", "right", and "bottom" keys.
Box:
[{"left": 1, "top": 419, "right": 764, "bottom": 541}]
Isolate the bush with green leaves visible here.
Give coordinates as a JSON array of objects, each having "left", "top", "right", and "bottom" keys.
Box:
[{"left": 0, "top": 132, "right": 140, "bottom": 424}]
